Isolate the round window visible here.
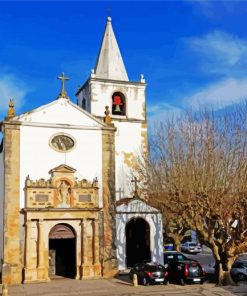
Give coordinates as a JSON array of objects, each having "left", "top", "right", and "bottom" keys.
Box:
[{"left": 50, "top": 134, "right": 75, "bottom": 152}]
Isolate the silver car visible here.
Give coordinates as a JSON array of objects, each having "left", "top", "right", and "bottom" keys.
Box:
[
  {"left": 181, "top": 242, "right": 202, "bottom": 254},
  {"left": 231, "top": 260, "right": 247, "bottom": 281}
]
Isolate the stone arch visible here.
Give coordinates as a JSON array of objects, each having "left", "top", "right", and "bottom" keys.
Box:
[
  {"left": 125, "top": 217, "right": 151, "bottom": 268},
  {"left": 112, "top": 91, "right": 126, "bottom": 115},
  {"left": 49, "top": 223, "right": 76, "bottom": 279}
]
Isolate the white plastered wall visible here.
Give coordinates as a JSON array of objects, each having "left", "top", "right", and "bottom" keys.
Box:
[
  {"left": 77, "top": 79, "right": 147, "bottom": 200},
  {"left": 113, "top": 121, "right": 145, "bottom": 199},
  {"left": 19, "top": 125, "right": 103, "bottom": 208},
  {"left": 78, "top": 79, "right": 146, "bottom": 121},
  {"left": 116, "top": 200, "right": 163, "bottom": 270}
]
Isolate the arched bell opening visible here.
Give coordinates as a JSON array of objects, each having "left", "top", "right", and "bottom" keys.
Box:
[
  {"left": 112, "top": 92, "right": 126, "bottom": 115},
  {"left": 49, "top": 223, "right": 76, "bottom": 279}
]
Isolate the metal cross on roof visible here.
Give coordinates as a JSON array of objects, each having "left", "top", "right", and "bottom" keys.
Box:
[
  {"left": 131, "top": 177, "right": 140, "bottom": 198},
  {"left": 57, "top": 72, "right": 69, "bottom": 98},
  {"left": 116, "top": 187, "right": 124, "bottom": 200}
]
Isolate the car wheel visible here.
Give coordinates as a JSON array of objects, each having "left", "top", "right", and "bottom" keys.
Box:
[
  {"left": 143, "top": 277, "right": 149, "bottom": 286},
  {"left": 164, "top": 280, "right": 169, "bottom": 285},
  {"left": 237, "top": 273, "right": 246, "bottom": 281},
  {"left": 200, "top": 280, "right": 204, "bottom": 285},
  {"left": 180, "top": 277, "right": 185, "bottom": 286}
]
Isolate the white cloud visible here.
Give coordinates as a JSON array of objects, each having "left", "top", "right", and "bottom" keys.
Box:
[
  {"left": 187, "top": 31, "right": 247, "bottom": 74},
  {"left": 0, "top": 74, "right": 29, "bottom": 119},
  {"left": 147, "top": 102, "right": 182, "bottom": 126},
  {"left": 184, "top": 77, "right": 247, "bottom": 110}
]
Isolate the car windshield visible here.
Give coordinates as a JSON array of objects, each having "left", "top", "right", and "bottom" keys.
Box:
[
  {"left": 188, "top": 243, "right": 197, "bottom": 246},
  {"left": 144, "top": 265, "right": 165, "bottom": 271},
  {"left": 177, "top": 254, "right": 187, "bottom": 261}
]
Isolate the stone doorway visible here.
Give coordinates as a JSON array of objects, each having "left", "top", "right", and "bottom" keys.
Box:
[
  {"left": 125, "top": 218, "right": 151, "bottom": 268},
  {"left": 49, "top": 223, "right": 76, "bottom": 279}
]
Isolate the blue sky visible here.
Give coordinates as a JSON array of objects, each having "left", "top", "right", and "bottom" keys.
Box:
[{"left": 1, "top": 1, "right": 247, "bottom": 123}]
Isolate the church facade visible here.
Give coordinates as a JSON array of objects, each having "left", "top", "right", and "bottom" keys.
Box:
[{"left": 0, "top": 17, "right": 163, "bottom": 285}]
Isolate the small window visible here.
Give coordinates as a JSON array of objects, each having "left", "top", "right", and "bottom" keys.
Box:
[
  {"left": 82, "top": 98, "right": 86, "bottom": 110},
  {"left": 112, "top": 92, "right": 126, "bottom": 115}
]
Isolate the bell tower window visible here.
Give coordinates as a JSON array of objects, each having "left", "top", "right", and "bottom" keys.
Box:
[
  {"left": 112, "top": 92, "right": 126, "bottom": 115},
  {"left": 82, "top": 98, "right": 86, "bottom": 110}
]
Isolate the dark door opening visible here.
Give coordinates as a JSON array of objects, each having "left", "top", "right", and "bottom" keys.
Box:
[
  {"left": 49, "top": 224, "right": 76, "bottom": 279},
  {"left": 125, "top": 218, "right": 151, "bottom": 268}
]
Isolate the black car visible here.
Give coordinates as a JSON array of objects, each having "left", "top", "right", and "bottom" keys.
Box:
[
  {"left": 164, "top": 251, "right": 205, "bottom": 285},
  {"left": 129, "top": 262, "right": 169, "bottom": 286}
]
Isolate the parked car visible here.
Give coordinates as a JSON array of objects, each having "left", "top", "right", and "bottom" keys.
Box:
[
  {"left": 230, "top": 260, "right": 247, "bottom": 282},
  {"left": 204, "top": 258, "right": 247, "bottom": 282},
  {"left": 164, "top": 251, "right": 205, "bottom": 285},
  {"left": 129, "top": 262, "right": 169, "bottom": 286},
  {"left": 181, "top": 242, "right": 202, "bottom": 254}
]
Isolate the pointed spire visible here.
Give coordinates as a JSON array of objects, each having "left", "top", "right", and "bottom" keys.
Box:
[{"left": 94, "top": 17, "right": 129, "bottom": 81}]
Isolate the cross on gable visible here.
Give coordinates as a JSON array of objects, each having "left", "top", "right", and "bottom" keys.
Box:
[{"left": 57, "top": 72, "right": 70, "bottom": 98}]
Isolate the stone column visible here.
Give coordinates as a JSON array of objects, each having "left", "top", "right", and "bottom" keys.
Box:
[
  {"left": 24, "top": 220, "right": 36, "bottom": 283},
  {"left": 79, "top": 219, "right": 84, "bottom": 280},
  {"left": 38, "top": 220, "right": 45, "bottom": 268},
  {"left": 37, "top": 219, "right": 48, "bottom": 281},
  {"left": 93, "top": 219, "right": 101, "bottom": 277},
  {"left": 102, "top": 128, "right": 118, "bottom": 277},
  {"left": 83, "top": 219, "right": 87, "bottom": 264},
  {"left": 80, "top": 219, "right": 86, "bottom": 279},
  {"left": 93, "top": 219, "right": 100, "bottom": 264},
  {"left": 2, "top": 123, "right": 22, "bottom": 285},
  {"left": 25, "top": 220, "right": 33, "bottom": 269}
]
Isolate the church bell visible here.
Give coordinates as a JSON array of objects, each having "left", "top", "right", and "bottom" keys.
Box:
[{"left": 114, "top": 104, "right": 121, "bottom": 112}]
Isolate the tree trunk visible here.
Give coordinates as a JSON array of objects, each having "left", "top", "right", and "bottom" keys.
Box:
[
  {"left": 217, "top": 257, "right": 237, "bottom": 286},
  {"left": 173, "top": 236, "right": 181, "bottom": 251}
]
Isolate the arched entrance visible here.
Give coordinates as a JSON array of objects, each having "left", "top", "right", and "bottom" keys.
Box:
[
  {"left": 49, "top": 223, "right": 76, "bottom": 278},
  {"left": 125, "top": 218, "right": 151, "bottom": 268}
]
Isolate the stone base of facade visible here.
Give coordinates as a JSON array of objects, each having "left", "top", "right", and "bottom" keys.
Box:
[
  {"left": 23, "top": 267, "right": 37, "bottom": 283},
  {"left": 24, "top": 267, "right": 50, "bottom": 283},
  {"left": 37, "top": 267, "right": 49, "bottom": 282},
  {"left": 102, "top": 259, "right": 119, "bottom": 278},
  {"left": 80, "top": 263, "right": 102, "bottom": 279},
  {"left": 2, "top": 263, "right": 22, "bottom": 285}
]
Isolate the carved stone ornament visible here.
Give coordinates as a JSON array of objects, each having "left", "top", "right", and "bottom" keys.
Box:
[{"left": 50, "top": 133, "right": 75, "bottom": 152}]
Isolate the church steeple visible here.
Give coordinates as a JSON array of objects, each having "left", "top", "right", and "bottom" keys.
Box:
[{"left": 94, "top": 17, "right": 129, "bottom": 81}]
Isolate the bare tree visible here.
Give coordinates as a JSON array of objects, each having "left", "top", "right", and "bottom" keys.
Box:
[{"left": 138, "top": 104, "right": 247, "bottom": 285}]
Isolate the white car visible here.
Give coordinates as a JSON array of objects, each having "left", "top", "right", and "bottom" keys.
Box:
[{"left": 181, "top": 242, "right": 202, "bottom": 254}]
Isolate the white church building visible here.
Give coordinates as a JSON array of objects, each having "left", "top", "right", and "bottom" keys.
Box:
[{"left": 0, "top": 17, "right": 163, "bottom": 285}]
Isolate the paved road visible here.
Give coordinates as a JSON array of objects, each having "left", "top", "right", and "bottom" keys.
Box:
[
  {"left": 181, "top": 246, "right": 215, "bottom": 267},
  {"left": 4, "top": 276, "right": 247, "bottom": 296}
]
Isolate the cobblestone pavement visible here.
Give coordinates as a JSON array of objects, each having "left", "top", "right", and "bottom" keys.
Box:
[{"left": 2, "top": 277, "right": 247, "bottom": 296}]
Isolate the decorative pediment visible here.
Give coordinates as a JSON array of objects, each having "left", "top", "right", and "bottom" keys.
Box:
[
  {"left": 25, "top": 165, "right": 99, "bottom": 209},
  {"left": 12, "top": 98, "right": 106, "bottom": 128},
  {"left": 116, "top": 198, "right": 159, "bottom": 213},
  {"left": 49, "top": 164, "right": 76, "bottom": 174}
]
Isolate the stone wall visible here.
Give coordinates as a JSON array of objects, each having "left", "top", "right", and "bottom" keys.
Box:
[
  {"left": 101, "top": 127, "right": 118, "bottom": 277},
  {"left": 2, "top": 122, "right": 22, "bottom": 285}
]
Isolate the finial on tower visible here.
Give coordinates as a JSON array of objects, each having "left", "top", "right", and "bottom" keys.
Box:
[
  {"left": 57, "top": 72, "right": 70, "bottom": 99},
  {"left": 140, "top": 74, "right": 145, "bottom": 83},
  {"left": 104, "top": 106, "right": 111, "bottom": 124},
  {"left": 107, "top": 16, "right": 112, "bottom": 22},
  {"left": 7, "top": 98, "right": 15, "bottom": 118}
]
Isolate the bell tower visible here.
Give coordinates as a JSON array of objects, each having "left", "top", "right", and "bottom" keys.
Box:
[{"left": 76, "top": 17, "right": 147, "bottom": 200}]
